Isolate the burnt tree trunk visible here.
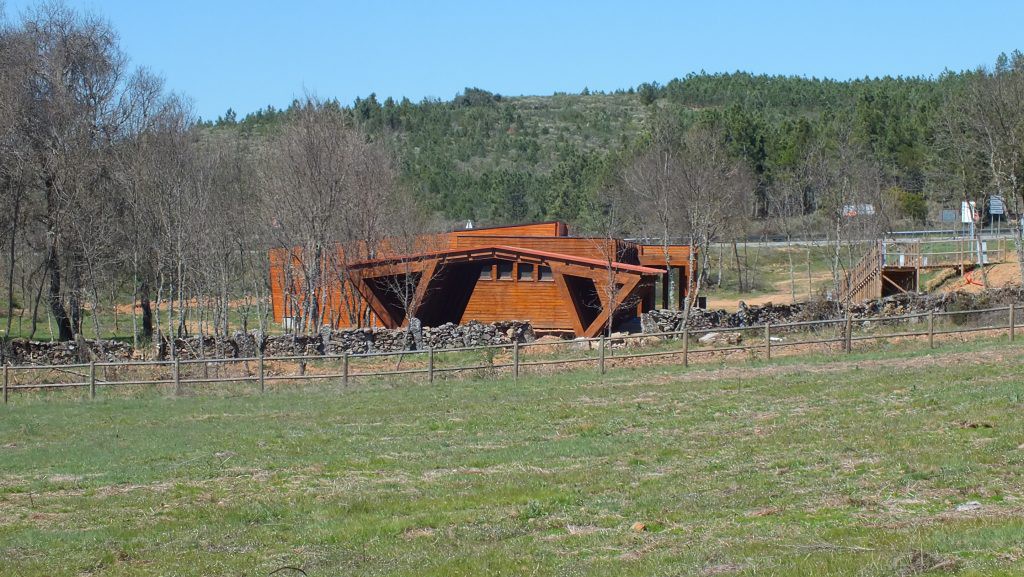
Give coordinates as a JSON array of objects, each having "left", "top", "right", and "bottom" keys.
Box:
[
  {"left": 46, "top": 241, "right": 74, "bottom": 341},
  {"left": 140, "top": 280, "right": 153, "bottom": 339}
]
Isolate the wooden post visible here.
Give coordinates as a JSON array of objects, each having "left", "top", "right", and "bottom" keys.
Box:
[
  {"left": 928, "top": 310, "right": 935, "bottom": 349},
  {"left": 173, "top": 357, "right": 181, "bottom": 396},
  {"left": 844, "top": 314, "right": 853, "bottom": 354},
  {"left": 513, "top": 341, "right": 520, "bottom": 383},
  {"left": 1010, "top": 305, "right": 1016, "bottom": 342},
  {"left": 764, "top": 323, "right": 771, "bottom": 360},
  {"left": 959, "top": 237, "right": 964, "bottom": 276},
  {"left": 89, "top": 361, "right": 96, "bottom": 400},
  {"left": 258, "top": 350, "right": 265, "bottom": 393},
  {"left": 682, "top": 328, "right": 689, "bottom": 367},
  {"left": 2, "top": 364, "right": 8, "bottom": 405},
  {"left": 342, "top": 352, "right": 349, "bottom": 388},
  {"left": 428, "top": 348, "right": 434, "bottom": 384},
  {"left": 599, "top": 336, "right": 606, "bottom": 375},
  {"left": 929, "top": 311, "right": 937, "bottom": 348}
]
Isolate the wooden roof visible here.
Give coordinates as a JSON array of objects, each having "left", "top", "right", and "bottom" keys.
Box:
[{"left": 347, "top": 244, "right": 665, "bottom": 275}]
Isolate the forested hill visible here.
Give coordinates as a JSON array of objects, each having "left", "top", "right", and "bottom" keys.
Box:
[{"left": 201, "top": 70, "right": 963, "bottom": 228}]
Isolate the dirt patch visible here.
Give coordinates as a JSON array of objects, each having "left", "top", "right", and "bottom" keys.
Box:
[
  {"left": 935, "top": 261, "right": 1020, "bottom": 294},
  {"left": 706, "top": 272, "right": 833, "bottom": 311},
  {"left": 897, "top": 550, "right": 960, "bottom": 576}
]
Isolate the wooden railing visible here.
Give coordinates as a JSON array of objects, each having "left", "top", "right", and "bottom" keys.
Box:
[
  {"left": 838, "top": 241, "right": 882, "bottom": 303},
  {"left": 880, "top": 237, "right": 1010, "bottom": 269},
  {"left": 3, "top": 304, "right": 1020, "bottom": 404}
]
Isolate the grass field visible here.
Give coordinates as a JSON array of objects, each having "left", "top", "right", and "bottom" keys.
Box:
[{"left": 3, "top": 339, "right": 1024, "bottom": 576}]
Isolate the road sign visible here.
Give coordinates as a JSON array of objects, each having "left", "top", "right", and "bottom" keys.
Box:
[{"left": 990, "top": 195, "right": 1006, "bottom": 215}]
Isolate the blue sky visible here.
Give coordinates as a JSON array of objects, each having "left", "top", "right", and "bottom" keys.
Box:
[{"left": 4, "top": 1, "right": 1022, "bottom": 120}]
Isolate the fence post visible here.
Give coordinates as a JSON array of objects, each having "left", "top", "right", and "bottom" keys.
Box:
[
  {"left": 844, "top": 313, "right": 853, "bottom": 354},
  {"left": 599, "top": 336, "right": 606, "bottom": 375},
  {"left": 513, "top": 341, "right": 520, "bottom": 383},
  {"left": 342, "top": 352, "right": 349, "bottom": 388},
  {"left": 764, "top": 323, "right": 771, "bottom": 360},
  {"left": 682, "top": 328, "right": 689, "bottom": 367},
  {"left": 428, "top": 348, "right": 434, "bottom": 384},
  {"left": 1010, "top": 305, "right": 1016, "bottom": 342},
  {"left": 173, "top": 357, "right": 181, "bottom": 396},
  {"left": 258, "top": 350, "right": 265, "bottom": 393},
  {"left": 2, "top": 364, "right": 7, "bottom": 404},
  {"left": 89, "top": 361, "right": 96, "bottom": 400},
  {"left": 928, "top": 310, "right": 935, "bottom": 349}
]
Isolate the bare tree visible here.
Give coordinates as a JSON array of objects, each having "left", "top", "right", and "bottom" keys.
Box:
[
  {"left": 258, "top": 96, "right": 405, "bottom": 334},
  {"left": 674, "top": 125, "right": 755, "bottom": 326},
  {"left": 584, "top": 180, "right": 645, "bottom": 336},
  {"left": 622, "top": 128, "right": 685, "bottom": 309},
  {"left": 943, "top": 54, "right": 1024, "bottom": 281}
]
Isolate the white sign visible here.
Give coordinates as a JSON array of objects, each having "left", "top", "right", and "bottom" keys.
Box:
[
  {"left": 961, "top": 201, "right": 978, "bottom": 224},
  {"left": 842, "top": 204, "right": 875, "bottom": 218}
]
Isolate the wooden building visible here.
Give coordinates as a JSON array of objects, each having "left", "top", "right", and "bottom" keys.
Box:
[{"left": 269, "top": 222, "right": 694, "bottom": 337}]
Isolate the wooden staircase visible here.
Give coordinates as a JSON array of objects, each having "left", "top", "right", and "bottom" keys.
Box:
[
  {"left": 839, "top": 241, "right": 925, "bottom": 303},
  {"left": 838, "top": 242, "right": 883, "bottom": 304}
]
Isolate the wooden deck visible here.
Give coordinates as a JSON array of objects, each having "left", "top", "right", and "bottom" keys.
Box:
[{"left": 838, "top": 237, "right": 1012, "bottom": 303}]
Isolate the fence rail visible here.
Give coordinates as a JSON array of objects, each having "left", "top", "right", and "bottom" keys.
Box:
[{"left": 2, "top": 304, "right": 1021, "bottom": 404}]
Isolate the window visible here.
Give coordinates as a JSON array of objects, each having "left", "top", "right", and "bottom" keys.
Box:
[
  {"left": 497, "top": 261, "right": 513, "bottom": 280},
  {"left": 518, "top": 263, "right": 534, "bottom": 281},
  {"left": 479, "top": 264, "right": 492, "bottom": 280},
  {"left": 538, "top": 266, "right": 553, "bottom": 281}
]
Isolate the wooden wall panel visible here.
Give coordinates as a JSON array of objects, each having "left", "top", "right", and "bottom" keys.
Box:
[
  {"left": 267, "top": 246, "right": 383, "bottom": 329},
  {"left": 455, "top": 222, "right": 566, "bottom": 238},
  {"left": 460, "top": 276, "right": 574, "bottom": 330},
  {"left": 637, "top": 245, "right": 692, "bottom": 266}
]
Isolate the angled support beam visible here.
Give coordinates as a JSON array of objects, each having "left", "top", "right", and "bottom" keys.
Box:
[
  {"left": 551, "top": 268, "right": 586, "bottom": 336},
  {"left": 410, "top": 260, "right": 439, "bottom": 320},
  {"left": 347, "top": 269, "right": 397, "bottom": 328},
  {"left": 881, "top": 272, "right": 909, "bottom": 294},
  {"left": 582, "top": 274, "right": 641, "bottom": 338}
]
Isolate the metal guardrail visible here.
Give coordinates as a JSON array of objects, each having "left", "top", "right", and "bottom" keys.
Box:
[{"left": 2, "top": 305, "right": 1021, "bottom": 404}]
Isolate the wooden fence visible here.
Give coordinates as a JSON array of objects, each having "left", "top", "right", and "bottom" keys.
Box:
[{"left": 3, "top": 304, "right": 1021, "bottom": 404}]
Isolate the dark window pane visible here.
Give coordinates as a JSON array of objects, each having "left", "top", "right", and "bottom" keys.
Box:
[
  {"left": 538, "top": 266, "right": 553, "bottom": 281},
  {"left": 497, "top": 261, "right": 513, "bottom": 280},
  {"left": 518, "top": 263, "right": 534, "bottom": 281},
  {"left": 479, "top": 264, "right": 492, "bottom": 280}
]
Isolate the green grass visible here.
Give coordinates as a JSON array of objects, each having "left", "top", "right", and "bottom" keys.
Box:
[
  {"left": 3, "top": 339, "right": 1024, "bottom": 576},
  {"left": 702, "top": 243, "right": 851, "bottom": 305}
]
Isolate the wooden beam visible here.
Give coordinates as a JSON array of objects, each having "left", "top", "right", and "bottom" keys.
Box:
[
  {"left": 346, "top": 269, "right": 397, "bottom": 328},
  {"left": 582, "top": 274, "right": 641, "bottom": 338},
  {"left": 881, "top": 272, "right": 909, "bottom": 294},
  {"left": 410, "top": 260, "right": 439, "bottom": 319},
  {"left": 355, "top": 259, "right": 432, "bottom": 279},
  {"left": 551, "top": 268, "right": 586, "bottom": 336}
]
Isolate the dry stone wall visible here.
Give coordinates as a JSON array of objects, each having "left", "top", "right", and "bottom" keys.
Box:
[
  {"left": 642, "top": 287, "right": 1024, "bottom": 333},
  {"left": 2, "top": 320, "right": 535, "bottom": 366},
  {"left": 6, "top": 287, "right": 1023, "bottom": 366}
]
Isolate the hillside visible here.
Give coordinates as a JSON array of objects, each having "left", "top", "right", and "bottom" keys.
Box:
[{"left": 207, "top": 70, "right": 959, "bottom": 228}]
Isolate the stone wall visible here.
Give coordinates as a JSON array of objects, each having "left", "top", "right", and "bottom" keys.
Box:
[
  {"left": 2, "top": 320, "right": 535, "bottom": 366},
  {"left": 642, "top": 287, "right": 1024, "bottom": 333},
  {"left": 6, "top": 338, "right": 134, "bottom": 365},
  {"left": 641, "top": 302, "right": 808, "bottom": 332},
  {"left": 6, "top": 287, "right": 1023, "bottom": 365}
]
